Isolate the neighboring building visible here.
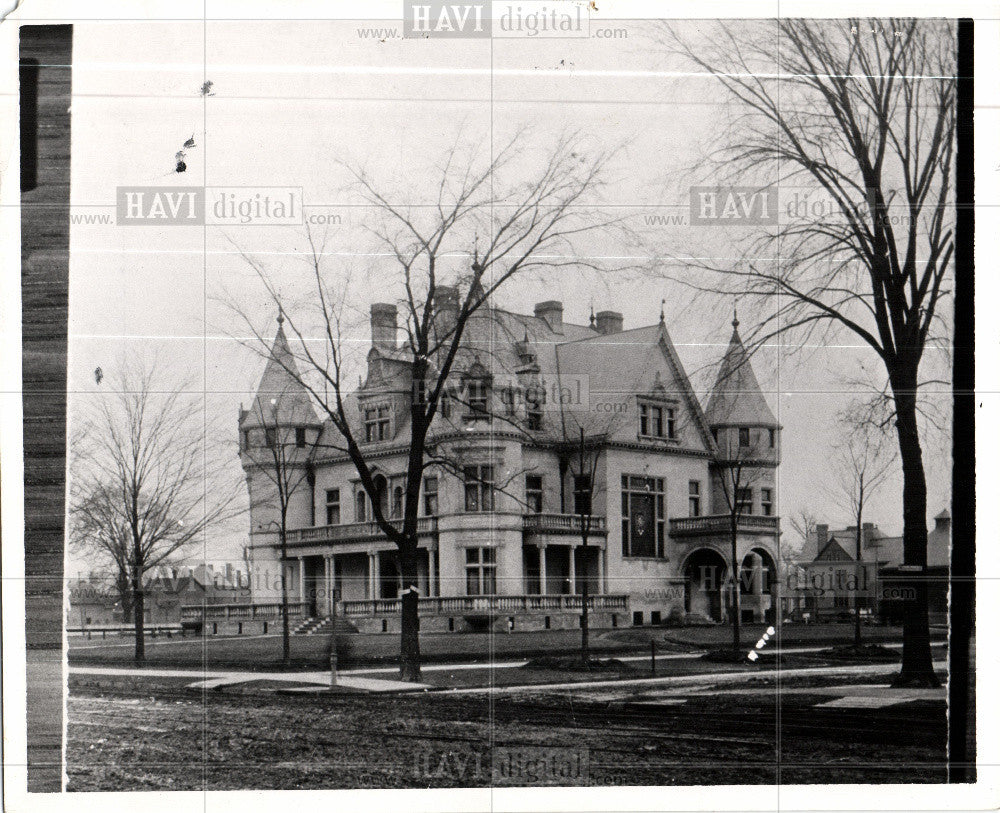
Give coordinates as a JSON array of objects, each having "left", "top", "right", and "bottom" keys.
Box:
[
  {"left": 68, "top": 564, "right": 250, "bottom": 628},
  {"left": 795, "top": 510, "right": 950, "bottom": 622},
  {"left": 240, "top": 295, "right": 782, "bottom": 633}
]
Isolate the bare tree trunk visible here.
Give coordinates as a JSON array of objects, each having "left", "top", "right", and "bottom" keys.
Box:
[
  {"left": 730, "top": 518, "right": 741, "bottom": 651},
  {"left": 280, "top": 543, "right": 291, "bottom": 668},
  {"left": 892, "top": 380, "right": 939, "bottom": 687},
  {"left": 398, "top": 542, "right": 421, "bottom": 682},
  {"left": 131, "top": 564, "right": 145, "bottom": 664},
  {"left": 854, "top": 518, "right": 863, "bottom": 649}
]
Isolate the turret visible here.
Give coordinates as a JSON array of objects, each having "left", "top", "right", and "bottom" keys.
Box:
[{"left": 704, "top": 313, "right": 780, "bottom": 517}]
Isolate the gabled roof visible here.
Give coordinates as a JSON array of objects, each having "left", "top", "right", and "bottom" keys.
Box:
[
  {"left": 816, "top": 538, "right": 854, "bottom": 562},
  {"left": 704, "top": 318, "right": 778, "bottom": 428},
  {"left": 243, "top": 315, "right": 321, "bottom": 428}
]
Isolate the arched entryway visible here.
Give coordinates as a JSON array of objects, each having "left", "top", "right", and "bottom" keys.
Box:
[
  {"left": 683, "top": 548, "right": 728, "bottom": 622},
  {"left": 740, "top": 548, "right": 778, "bottom": 623}
]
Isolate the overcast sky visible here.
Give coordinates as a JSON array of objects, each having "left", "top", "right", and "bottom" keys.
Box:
[{"left": 64, "top": 19, "right": 953, "bottom": 573}]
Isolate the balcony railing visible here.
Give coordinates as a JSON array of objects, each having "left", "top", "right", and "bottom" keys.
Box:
[
  {"left": 181, "top": 601, "right": 308, "bottom": 622},
  {"left": 669, "top": 514, "right": 779, "bottom": 538},
  {"left": 284, "top": 516, "right": 438, "bottom": 546},
  {"left": 341, "top": 593, "right": 628, "bottom": 617},
  {"left": 522, "top": 513, "right": 607, "bottom": 535}
]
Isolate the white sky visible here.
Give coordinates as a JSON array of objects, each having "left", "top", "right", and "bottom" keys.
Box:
[{"left": 64, "top": 18, "right": 953, "bottom": 572}]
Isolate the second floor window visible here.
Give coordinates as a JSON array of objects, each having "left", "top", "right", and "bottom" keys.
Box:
[
  {"left": 325, "top": 489, "right": 340, "bottom": 525},
  {"left": 464, "top": 465, "right": 494, "bottom": 512},
  {"left": 364, "top": 405, "right": 391, "bottom": 442},
  {"left": 525, "top": 474, "right": 543, "bottom": 514},
  {"left": 573, "top": 475, "right": 592, "bottom": 515},
  {"left": 739, "top": 427, "right": 751, "bottom": 447},
  {"left": 761, "top": 488, "right": 773, "bottom": 516},
  {"left": 423, "top": 476, "right": 438, "bottom": 516},
  {"left": 688, "top": 481, "right": 701, "bottom": 517},
  {"left": 736, "top": 487, "right": 753, "bottom": 515},
  {"left": 392, "top": 485, "right": 403, "bottom": 518},
  {"left": 356, "top": 490, "right": 367, "bottom": 522},
  {"left": 265, "top": 427, "right": 277, "bottom": 449},
  {"left": 295, "top": 426, "right": 307, "bottom": 448}
]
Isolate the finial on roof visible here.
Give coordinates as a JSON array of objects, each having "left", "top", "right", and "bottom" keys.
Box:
[
  {"left": 732, "top": 305, "right": 739, "bottom": 330},
  {"left": 523, "top": 326, "right": 529, "bottom": 343},
  {"left": 277, "top": 306, "right": 284, "bottom": 327},
  {"left": 659, "top": 299, "right": 665, "bottom": 325},
  {"left": 589, "top": 304, "right": 596, "bottom": 327}
]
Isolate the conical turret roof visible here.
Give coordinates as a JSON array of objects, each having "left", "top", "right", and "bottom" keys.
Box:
[
  {"left": 242, "top": 314, "right": 320, "bottom": 427},
  {"left": 704, "top": 316, "right": 778, "bottom": 427}
]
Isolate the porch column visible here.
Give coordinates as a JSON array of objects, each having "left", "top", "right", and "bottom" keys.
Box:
[
  {"left": 368, "top": 552, "right": 380, "bottom": 600},
  {"left": 568, "top": 546, "right": 577, "bottom": 595},
  {"left": 428, "top": 548, "right": 437, "bottom": 597},
  {"left": 538, "top": 544, "right": 547, "bottom": 594},
  {"left": 596, "top": 546, "right": 605, "bottom": 594},
  {"left": 297, "top": 557, "right": 307, "bottom": 609},
  {"left": 325, "top": 555, "right": 334, "bottom": 615}
]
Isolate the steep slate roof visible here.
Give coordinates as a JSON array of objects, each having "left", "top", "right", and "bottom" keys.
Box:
[
  {"left": 243, "top": 315, "right": 321, "bottom": 428},
  {"left": 249, "top": 296, "right": 743, "bottom": 453},
  {"left": 704, "top": 318, "right": 778, "bottom": 428}
]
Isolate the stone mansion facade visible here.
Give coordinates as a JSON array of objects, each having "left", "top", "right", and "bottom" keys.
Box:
[{"left": 236, "top": 294, "right": 781, "bottom": 634}]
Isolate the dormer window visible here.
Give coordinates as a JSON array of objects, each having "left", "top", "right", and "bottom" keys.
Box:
[
  {"left": 525, "top": 384, "right": 545, "bottom": 430},
  {"left": 295, "top": 427, "right": 307, "bottom": 448},
  {"left": 462, "top": 379, "right": 491, "bottom": 422},
  {"left": 364, "top": 404, "right": 391, "bottom": 442}
]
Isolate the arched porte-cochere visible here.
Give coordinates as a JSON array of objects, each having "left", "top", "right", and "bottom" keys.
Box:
[
  {"left": 740, "top": 547, "right": 778, "bottom": 623},
  {"left": 683, "top": 548, "right": 729, "bottom": 622}
]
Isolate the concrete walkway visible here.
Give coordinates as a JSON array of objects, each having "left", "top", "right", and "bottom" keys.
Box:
[{"left": 69, "top": 665, "right": 425, "bottom": 693}]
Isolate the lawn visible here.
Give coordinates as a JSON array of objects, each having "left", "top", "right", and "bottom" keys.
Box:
[{"left": 68, "top": 623, "right": 922, "bottom": 671}]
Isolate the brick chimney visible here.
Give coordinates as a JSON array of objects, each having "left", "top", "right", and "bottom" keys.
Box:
[
  {"left": 815, "top": 523, "right": 828, "bottom": 557},
  {"left": 595, "top": 310, "right": 624, "bottom": 335},
  {"left": 370, "top": 303, "right": 397, "bottom": 352},
  {"left": 534, "top": 300, "right": 563, "bottom": 334}
]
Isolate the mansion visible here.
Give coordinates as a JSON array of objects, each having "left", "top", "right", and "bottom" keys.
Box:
[{"left": 231, "top": 293, "right": 782, "bottom": 635}]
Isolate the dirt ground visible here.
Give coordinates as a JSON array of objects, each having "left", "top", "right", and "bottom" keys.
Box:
[{"left": 66, "top": 676, "right": 946, "bottom": 790}]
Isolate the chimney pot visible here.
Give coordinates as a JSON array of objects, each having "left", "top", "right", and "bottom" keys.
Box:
[
  {"left": 595, "top": 310, "right": 624, "bottom": 335},
  {"left": 534, "top": 300, "right": 563, "bottom": 334}
]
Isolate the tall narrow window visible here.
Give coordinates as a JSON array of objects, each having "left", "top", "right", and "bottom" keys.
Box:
[
  {"left": 573, "top": 475, "right": 592, "bottom": 515},
  {"left": 295, "top": 426, "right": 307, "bottom": 448},
  {"left": 465, "top": 548, "right": 496, "bottom": 596},
  {"left": 736, "top": 487, "right": 753, "bottom": 515},
  {"left": 525, "top": 385, "right": 544, "bottom": 430},
  {"left": 525, "top": 474, "right": 543, "bottom": 514},
  {"left": 423, "top": 476, "right": 439, "bottom": 516},
  {"left": 688, "top": 481, "right": 701, "bottom": 517},
  {"left": 666, "top": 408, "right": 676, "bottom": 439},
  {"left": 768, "top": 428, "right": 776, "bottom": 448},
  {"left": 392, "top": 485, "right": 403, "bottom": 518},
  {"left": 464, "top": 465, "right": 494, "bottom": 512},
  {"left": 738, "top": 427, "right": 751, "bottom": 447},
  {"left": 465, "top": 379, "right": 489, "bottom": 420},
  {"left": 621, "top": 475, "right": 665, "bottom": 558},
  {"left": 356, "top": 490, "right": 367, "bottom": 522},
  {"left": 761, "top": 488, "right": 773, "bottom": 517},
  {"left": 325, "top": 489, "right": 340, "bottom": 525},
  {"left": 265, "top": 427, "right": 277, "bottom": 449}
]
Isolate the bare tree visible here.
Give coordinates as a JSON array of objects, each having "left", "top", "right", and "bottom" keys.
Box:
[
  {"left": 662, "top": 19, "right": 954, "bottom": 686},
  {"left": 787, "top": 509, "right": 817, "bottom": 567},
  {"left": 828, "top": 406, "right": 897, "bottom": 648},
  {"left": 228, "top": 130, "right": 621, "bottom": 681},
  {"left": 70, "top": 357, "right": 241, "bottom": 663},
  {"left": 241, "top": 374, "right": 320, "bottom": 668},
  {"left": 712, "top": 434, "right": 769, "bottom": 651}
]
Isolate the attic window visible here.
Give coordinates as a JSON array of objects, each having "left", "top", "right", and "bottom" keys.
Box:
[
  {"left": 465, "top": 379, "right": 489, "bottom": 422},
  {"left": 639, "top": 401, "right": 674, "bottom": 439},
  {"left": 364, "top": 405, "right": 391, "bottom": 442}
]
